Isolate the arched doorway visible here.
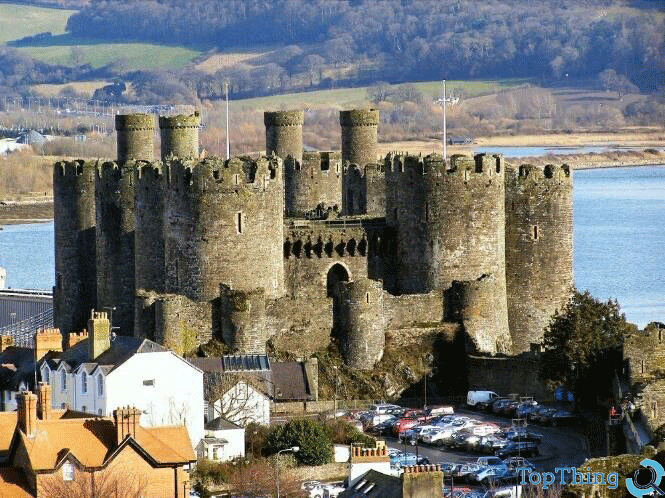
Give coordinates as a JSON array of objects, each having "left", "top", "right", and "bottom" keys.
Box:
[{"left": 327, "top": 263, "right": 349, "bottom": 339}]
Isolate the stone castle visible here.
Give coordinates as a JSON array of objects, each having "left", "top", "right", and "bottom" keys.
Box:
[{"left": 52, "top": 109, "right": 573, "bottom": 370}]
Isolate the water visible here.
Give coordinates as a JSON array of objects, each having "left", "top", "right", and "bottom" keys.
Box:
[
  {"left": 0, "top": 165, "right": 663, "bottom": 327},
  {"left": 472, "top": 145, "right": 665, "bottom": 158}
]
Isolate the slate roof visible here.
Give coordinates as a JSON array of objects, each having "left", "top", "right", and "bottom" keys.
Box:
[
  {"left": 205, "top": 417, "right": 242, "bottom": 431},
  {"left": 0, "top": 347, "right": 36, "bottom": 392},
  {"left": 339, "top": 469, "right": 401, "bottom": 498},
  {"left": 0, "top": 468, "right": 32, "bottom": 498},
  {"left": 271, "top": 362, "right": 312, "bottom": 401},
  {"left": 40, "top": 336, "right": 168, "bottom": 375}
]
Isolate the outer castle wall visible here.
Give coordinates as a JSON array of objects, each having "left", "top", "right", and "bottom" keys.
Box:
[
  {"left": 505, "top": 164, "right": 573, "bottom": 353},
  {"left": 53, "top": 160, "right": 97, "bottom": 335}
]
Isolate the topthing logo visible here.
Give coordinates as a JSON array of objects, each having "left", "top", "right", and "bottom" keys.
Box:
[{"left": 627, "top": 459, "right": 665, "bottom": 497}]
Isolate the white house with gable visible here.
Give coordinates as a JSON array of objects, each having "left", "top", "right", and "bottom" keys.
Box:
[{"left": 38, "top": 311, "right": 204, "bottom": 448}]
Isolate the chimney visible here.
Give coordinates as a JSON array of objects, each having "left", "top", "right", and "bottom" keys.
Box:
[
  {"left": 113, "top": 406, "right": 141, "bottom": 445},
  {"left": 17, "top": 391, "right": 38, "bottom": 437},
  {"left": 0, "top": 335, "right": 14, "bottom": 352},
  {"left": 65, "top": 330, "right": 89, "bottom": 350},
  {"left": 37, "top": 382, "right": 52, "bottom": 420},
  {"left": 88, "top": 311, "right": 110, "bottom": 361},
  {"left": 402, "top": 465, "right": 443, "bottom": 498},
  {"left": 34, "top": 328, "right": 63, "bottom": 363}
]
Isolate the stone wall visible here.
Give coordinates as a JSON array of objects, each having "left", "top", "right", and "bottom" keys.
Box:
[
  {"left": 154, "top": 293, "right": 213, "bottom": 355},
  {"left": 383, "top": 291, "right": 444, "bottom": 330},
  {"left": 466, "top": 353, "right": 545, "bottom": 399},
  {"left": 284, "top": 151, "right": 342, "bottom": 216},
  {"left": 266, "top": 295, "right": 332, "bottom": 356},
  {"left": 624, "top": 324, "right": 665, "bottom": 384},
  {"left": 115, "top": 114, "right": 155, "bottom": 162}
]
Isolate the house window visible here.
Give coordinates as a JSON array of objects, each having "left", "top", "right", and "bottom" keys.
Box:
[
  {"left": 97, "top": 374, "right": 104, "bottom": 396},
  {"left": 81, "top": 372, "right": 87, "bottom": 394},
  {"left": 61, "top": 370, "right": 67, "bottom": 392},
  {"left": 143, "top": 379, "right": 155, "bottom": 387},
  {"left": 62, "top": 462, "right": 74, "bottom": 481}
]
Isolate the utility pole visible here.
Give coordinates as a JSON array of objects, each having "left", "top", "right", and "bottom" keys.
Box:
[
  {"left": 224, "top": 81, "right": 230, "bottom": 159},
  {"left": 436, "top": 80, "right": 458, "bottom": 160}
]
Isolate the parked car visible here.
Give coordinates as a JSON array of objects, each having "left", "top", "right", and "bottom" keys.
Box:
[
  {"left": 469, "top": 466, "right": 509, "bottom": 485},
  {"left": 322, "top": 482, "right": 346, "bottom": 498},
  {"left": 368, "top": 403, "right": 402, "bottom": 414},
  {"left": 551, "top": 411, "right": 579, "bottom": 426},
  {"left": 476, "top": 456, "right": 506, "bottom": 468},
  {"left": 502, "top": 456, "right": 535, "bottom": 471},
  {"left": 495, "top": 441, "right": 539, "bottom": 458},
  {"left": 468, "top": 390, "right": 500, "bottom": 408},
  {"left": 390, "top": 451, "right": 419, "bottom": 468},
  {"left": 504, "top": 429, "right": 543, "bottom": 443}
]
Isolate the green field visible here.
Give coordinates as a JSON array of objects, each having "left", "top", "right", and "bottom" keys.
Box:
[
  {"left": 2, "top": 3, "right": 200, "bottom": 70},
  {"left": 17, "top": 42, "right": 200, "bottom": 70},
  {"left": 231, "top": 79, "right": 527, "bottom": 111},
  {"left": 0, "top": 4, "right": 74, "bottom": 44}
]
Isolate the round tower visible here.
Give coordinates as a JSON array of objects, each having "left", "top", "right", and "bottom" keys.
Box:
[
  {"left": 340, "top": 278, "right": 385, "bottom": 370},
  {"left": 159, "top": 112, "right": 200, "bottom": 160},
  {"left": 505, "top": 164, "right": 573, "bottom": 353},
  {"left": 221, "top": 287, "right": 267, "bottom": 353},
  {"left": 164, "top": 156, "right": 285, "bottom": 302},
  {"left": 96, "top": 161, "right": 137, "bottom": 336},
  {"left": 264, "top": 110, "right": 304, "bottom": 164},
  {"left": 284, "top": 151, "right": 342, "bottom": 217},
  {"left": 445, "top": 275, "right": 512, "bottom": 354},
  {"left": 340, "top": 109, "right": 378, "bottom": 215},
  {"left": 115, "top": 114, "right": 155, "bottom": 162},
  {"left": 53, "top": 160, "right": 97, "bottom": 334}
]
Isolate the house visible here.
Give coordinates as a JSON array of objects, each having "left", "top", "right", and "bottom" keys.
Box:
[
  {"left": 198, "top": 417, "right": 245, "bottom": 462},
  {"left": 37, "top": 311, "right": 204, "bottom": 448},
  {"left": 340, "top": 465, "right": 443, "bottom": 498},
  {"left": 189, "top": 354, "right": 317, "bottom": 427},
  {"left": 0, "top": 384, "right": 195, "bottom": 498}
]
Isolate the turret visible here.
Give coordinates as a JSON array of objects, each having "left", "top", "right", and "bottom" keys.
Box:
[
  {"left": 264, "top": 110, "right": 304, "bottom": 164},
  {"left": 159, "top": 112, "right": 200, "bottom": 160},
  {"left": 115, "top": 114, "right": 155, "bottom": 162}
]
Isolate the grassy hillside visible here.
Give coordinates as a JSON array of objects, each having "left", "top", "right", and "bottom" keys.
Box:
[{"left": 0, "top": 4, "right": 73, "bottom": 44}]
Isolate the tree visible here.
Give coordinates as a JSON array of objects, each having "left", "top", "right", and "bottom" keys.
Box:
[
  {"left": 265, "top": 418, "right": 332, "bottom": 466},
  {"left": 540, "top": 290, "right": 633, "bottom": 405},
  {"left": 38, "top": 463, "right": 149, "bottom": 498},
  {"left": 205, "top": 371, "right": 270, "bottom": 426}
]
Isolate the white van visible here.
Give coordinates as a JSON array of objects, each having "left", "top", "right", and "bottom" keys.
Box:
[
  {"left": 467, "top": 390, "right": 499, "bottom": 407},
  {"left": 368, "top": 403, "right": 401, "bottom": 414}
]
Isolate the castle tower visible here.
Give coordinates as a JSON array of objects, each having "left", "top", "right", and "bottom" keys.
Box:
[
  {"left": 164, "top": 156, "right": 285, "bottom": 302},
  {"left": 159, "top": 112, "right": 200, "bottom": 160},
  {"left": 264, "top": 110, "right": 304, "bottom": 164},
  {"left": 505, "top": 164, "right": 573, "bottom": 353},
  {"left": 115, "top": 114, "right": 155, "bottom": 162},
  {"left": 340, "top": 109, "right": 379, "bottom": 215},
  {"left": 221, "top": 286, "right": 267, "bottom": 353},
  {"left": 387, "top": 153, "right": 510, "bottom": 353},
  {"left": 53, "top": 160, "right": 97, "bottom": 334},
  {"left": 340, "top": 278, "right": 385, "bottom": 369},
  {"left": 284, "top": 151, "right": 342, "bottom": 217},
  {"left": 96, "top": 161, "right": 137, "bottom": 336}
]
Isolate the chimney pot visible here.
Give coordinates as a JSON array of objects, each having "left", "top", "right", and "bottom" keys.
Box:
[
  {"left": 18, "top": 391, "right": 38, "bottom": 437},
  {"left": 37, "top": 382, "right": 52, "bottom": 420}
]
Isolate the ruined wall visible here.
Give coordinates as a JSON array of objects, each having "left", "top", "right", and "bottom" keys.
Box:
[
  {"left": 467, "top": 354, "right": 545, "bottom": 399},
  {"left": 283, "top": 220, "right": 371, "bottom": 299},
  {"left": 505, "top": 164, "right": 573, "bottom": 353},
  {"left": 221, "top": 286, "right": 267, "bottom": 353},
  {"left": 153, "top": 293, "right": 213, "bottom": 354},
  {"left": 95, "top": 161, "right": 137, "bottom": 336},
  {"left": 53, "top": 160, "right": 97, "bottom": 335},
  {"left": 445, "top": 275, "right": 512, "bottom": 354},
  {"left": 340, "top": 278, "right": 385, "bottom": 370},
  {"left": 624, "top": 325, "right": 665, "bottom": 384},
  {"left": 284, "top": 151, "right": 342, "bottom": 216},
  {"left": 265, "top": 110, "right": 303, "bottom": 164},
  {"left": 267, "top": 295, "right": 333, "bottom": 356},
  {"left": 159, "top": 113, "right": 200, "bottom": 160},
  {"left": 164, "top": 156, "right": 285, "bottom": 301},
  {"left": 383, "top": 291, "right": 444, "bottom": 330}
]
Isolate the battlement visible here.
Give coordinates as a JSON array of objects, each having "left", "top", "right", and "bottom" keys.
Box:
[
  {"left": 136, "top": 161, "right": 163, "bottom": 180},
  {"left": 515, "top": 163, "right": 572, "bottom": 182},
  {"left": 340, "top": 109, "right": 379, "bottom": 127},
  {"left": 97, "top": 160, "right": 144, "bottom": 180},
  {"left": 264, "top": 110, "right": 304, "bottom": 127},
  {"left": 167, "top": 156, "right": 281, "bottom": 191},
  {"left": 115, "top": 113, "right": 155, "bottom": 131},
  {"left": 158, "top": 112, "right": 200, "bottom": 130},
  {"left": 284, "top": 231, "right": 368, "bottom": 258},
  {"left": 54, "top": 159, "right": 97, "bottom": 177},
  {"left": 292, "top": 151, "right": 342, "bottom": 173},
  {"left": 448, "top": 153, "right": 504, "bottom": 177}
]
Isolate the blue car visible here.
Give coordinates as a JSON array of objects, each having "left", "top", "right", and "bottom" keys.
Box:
[{"left": 389, "top": 451, "right": 418, "bottom": 467}]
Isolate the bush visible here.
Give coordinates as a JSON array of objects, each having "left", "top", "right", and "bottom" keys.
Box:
[
  {"left": 245, "top": 421, "right": 272, "bottom": 458},
  {"left": 324, "top": 419, "right": 375, "bottom": 447},
  {"left": 265, "top": 418, "right": 332, "bottom": 466}
]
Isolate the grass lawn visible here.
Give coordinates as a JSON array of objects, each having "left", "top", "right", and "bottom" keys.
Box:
[
  {"left": 17, "top": 42, "right": 200, "bottom": 70},
  {"left": 232, "top": 79, "right": 528, "bottom": 111},
  {"left": 0, "top": 4, "right": 74, "bottom": 44}
]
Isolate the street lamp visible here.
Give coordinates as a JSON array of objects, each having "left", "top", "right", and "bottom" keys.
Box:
[{"left": 276, "top": 446, "right": 299, "bottom": 498}]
